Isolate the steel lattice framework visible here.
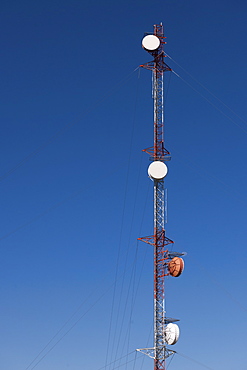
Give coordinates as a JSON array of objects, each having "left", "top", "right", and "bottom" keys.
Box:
[{"left": 137, "top": 24, "right": 175, "bottom": 370}]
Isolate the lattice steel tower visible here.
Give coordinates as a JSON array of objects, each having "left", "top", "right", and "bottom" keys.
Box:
[{"left": 137, "top": 23, "right": 185, "bottom": 370}]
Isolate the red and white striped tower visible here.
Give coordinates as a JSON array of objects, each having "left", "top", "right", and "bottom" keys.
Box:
[{"left": 137, "top": 23, "right": 184, "bottom": 370}]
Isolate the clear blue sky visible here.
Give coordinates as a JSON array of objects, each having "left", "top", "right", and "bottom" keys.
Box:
[{"left": 1, "top": 1, "right": 247, "bottom": 369}]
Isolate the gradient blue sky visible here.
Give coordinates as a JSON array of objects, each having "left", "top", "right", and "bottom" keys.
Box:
[{"left": 1, "top": 1, "right": 247, "bottom": 369}]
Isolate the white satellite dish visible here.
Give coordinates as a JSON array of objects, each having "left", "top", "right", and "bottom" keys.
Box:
[
  {"left": 164, "top": 323, "right": 180, "bottom": 345},
  {"left": 142, "top": 35, "right": 160, "bottom": 51},
  {"left": 148, "top": 161, "right": 168, "bottom": 180}
]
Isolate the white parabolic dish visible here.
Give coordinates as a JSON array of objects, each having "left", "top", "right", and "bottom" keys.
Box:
[
  {"left": 164, "top": 323, "right": 180, "bottom": 345},
  {"left": 142, "top": 35, "right": 160, "bottom": 51},
  {"left": 148, "top": 161, "right": 168, "bottom": 180}
]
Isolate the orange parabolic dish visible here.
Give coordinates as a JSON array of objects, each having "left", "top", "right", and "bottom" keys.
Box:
[{"left": 168, "top": 257, "right": 184, "bottom": 277}]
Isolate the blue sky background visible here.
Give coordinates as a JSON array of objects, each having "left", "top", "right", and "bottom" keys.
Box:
[{"left": 1, "top": 1, "right": 247, "bottom": 369}]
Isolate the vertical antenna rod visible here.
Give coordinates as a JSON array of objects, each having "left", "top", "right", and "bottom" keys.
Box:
[{"left": 137, "top": 23, "right": 185, "bottom": 370}]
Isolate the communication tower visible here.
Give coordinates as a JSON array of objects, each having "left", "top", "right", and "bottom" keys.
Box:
[{"left": 137, "top": 23, "right": 185, "bottom": 370}]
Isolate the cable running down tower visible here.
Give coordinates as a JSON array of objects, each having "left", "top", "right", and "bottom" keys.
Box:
[{"left": 137, "top": 23, "right": 185, "bottom": 370}]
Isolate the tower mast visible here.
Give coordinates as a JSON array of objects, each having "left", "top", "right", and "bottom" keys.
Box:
[{"left": 137, "top": 23, "right": 184, "bottom": 370}]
